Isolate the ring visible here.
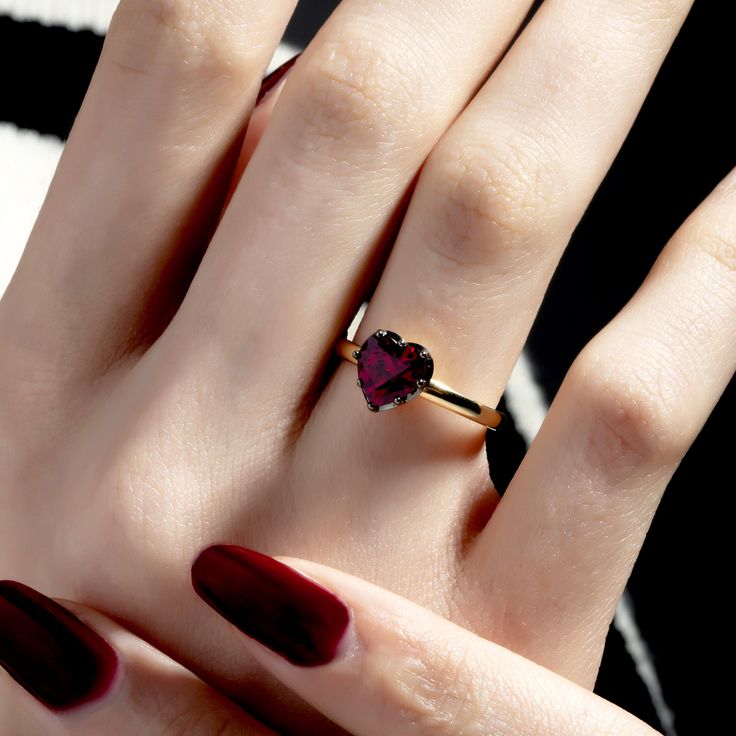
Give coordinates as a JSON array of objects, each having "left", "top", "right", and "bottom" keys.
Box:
[{"left": 336, "top": 330, "right": 505, "bottom": 430}]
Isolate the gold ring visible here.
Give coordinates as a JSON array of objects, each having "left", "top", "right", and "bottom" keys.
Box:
[{"left": 336, "top": 330, "right": 504, "bottom": 430}]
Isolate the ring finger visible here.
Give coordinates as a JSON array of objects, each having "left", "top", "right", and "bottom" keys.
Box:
[{"left": 158, "top": 0, "right": 537, "bottom": 425}]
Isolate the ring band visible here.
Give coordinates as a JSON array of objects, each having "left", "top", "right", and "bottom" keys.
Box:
[{"left": 336, "top": 330, "right": 505, "bottom": 430}]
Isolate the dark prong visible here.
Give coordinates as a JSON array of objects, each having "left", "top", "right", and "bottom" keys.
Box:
[
  {"left": 376, "top": 330, "right": 388, "bottom": 338},
  {"left": 352, "top": 349, "right": 361, "bottom": 360},
  {"left": 367, "top": 402, "right": 379, "bottom": 412},
  {"left": 356, "top": 379, "right": 363, "bottom": 388},
  {"left": 416, "top": 379, "right": 427, "bottom": 389},
  {"left": 419, "top": 350, "right": 429, "bottom": 359},
  {"left": 393, "top": 397, "right": 405, "bottom": 406}
]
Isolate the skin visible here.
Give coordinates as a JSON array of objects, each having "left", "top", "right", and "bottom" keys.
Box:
[
  {"left": 1, "top": 0, "right": 734, "bottom": 732},
  {"left": 0, "top": 565, "right": 661, "bottom": 735}
]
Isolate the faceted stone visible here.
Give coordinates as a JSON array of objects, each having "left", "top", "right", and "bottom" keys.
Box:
[{"left": 356, "top": 331, "right": 433, "bottom": 411}]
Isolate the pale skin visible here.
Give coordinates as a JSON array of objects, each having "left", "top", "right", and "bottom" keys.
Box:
[{"left": 0, "top": 0, "right": 733, "bottom": 732}]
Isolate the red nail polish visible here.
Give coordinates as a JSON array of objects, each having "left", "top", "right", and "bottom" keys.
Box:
[
  {"left": 256, "top": 53, "right": 301, "bottom": 105},
  {"left": 192, "top": 546, "right": 350, "bottom": 667},
  {"left": 0, "top": 581, "right": 118, "bottom": 712}
]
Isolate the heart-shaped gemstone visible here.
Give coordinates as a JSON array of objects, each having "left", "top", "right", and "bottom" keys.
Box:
[{"left": 356, "top": 330, "right": 434, "bottom": 411}]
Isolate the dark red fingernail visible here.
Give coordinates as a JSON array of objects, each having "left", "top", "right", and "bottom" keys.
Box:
[
  {"left": 256, "top": 53, "right": 301, "bottom": 105},
  {"left": 0, "top": 581, "right": 118, "bottom": 712},
  {"left": 192, "top": 545, "right": 350, "bottom": 667}
]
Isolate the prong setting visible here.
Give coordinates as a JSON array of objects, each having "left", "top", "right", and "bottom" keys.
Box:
[{"left": 356, "top": 329, "right": 434, "bottom": 414}]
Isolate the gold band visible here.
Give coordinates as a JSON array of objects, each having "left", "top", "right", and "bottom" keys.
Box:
[{"left": 336, "top": 338, "right": 504, "bottom": 430}]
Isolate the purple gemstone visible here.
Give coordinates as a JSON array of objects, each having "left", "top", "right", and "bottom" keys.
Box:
[{"left": 356, "top": 331, "right": 433, "bottom": 411}]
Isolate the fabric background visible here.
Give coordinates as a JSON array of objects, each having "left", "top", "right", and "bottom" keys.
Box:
[{"left": 1, "top": 2, "right": 731, "bottom": 733}]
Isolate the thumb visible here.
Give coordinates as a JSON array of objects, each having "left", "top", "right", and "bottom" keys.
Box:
[{"left": 192, "top": 545, "right": 659, "bottom": 736}]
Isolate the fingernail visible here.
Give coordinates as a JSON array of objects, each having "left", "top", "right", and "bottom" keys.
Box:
[
  {"left": 192, "top": 545, "right": 350, "bottom": 667},
  {"left": 256, "top": 53, "right": 301, "bottom": 106},
  {"left": 0, "top": 581, "right": 118, "bottom": 712}
]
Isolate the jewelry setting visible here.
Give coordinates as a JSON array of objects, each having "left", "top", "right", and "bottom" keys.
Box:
[{"left": 336, "top": 330, "right": 504, "bottom": 429}]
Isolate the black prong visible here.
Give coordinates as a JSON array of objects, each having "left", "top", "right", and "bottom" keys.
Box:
[
  {"left": 367, "top": 402, "right": 379, "bottom": 412},
  {"left": 352, "top": 350, "right": 361, "bottom": 360},
  {"left": 356, "top": 379, "right": 363, "bottom": 388},
  {"left": 376, "top": 330, "right": 388, "bottom": 337}
]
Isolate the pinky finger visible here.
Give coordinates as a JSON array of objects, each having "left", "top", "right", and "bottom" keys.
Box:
[
  {"left": 465, "top": 167, "right": 736, "bottom": 685},
  {"left": 0, "top": 581, "right": 272, "bottom": 736}
]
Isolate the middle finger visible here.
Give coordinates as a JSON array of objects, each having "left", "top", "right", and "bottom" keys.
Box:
[{"left": 159, "top": 0, "right": 536, "bottom": 422}]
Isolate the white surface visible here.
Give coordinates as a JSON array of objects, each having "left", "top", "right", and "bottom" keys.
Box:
[
  {"left": 0, "top": 0, "right": 119, "bottom": 33},
  {"left": 0, "top": 124, "right": 62, "bottom": 296}
]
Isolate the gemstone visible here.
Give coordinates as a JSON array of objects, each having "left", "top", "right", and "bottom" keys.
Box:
[{"left": 356, "top": 330, "right": 433, "bottom": 411}]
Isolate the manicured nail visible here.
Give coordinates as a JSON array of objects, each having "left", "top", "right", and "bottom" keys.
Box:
[
  {"left": 256, "top": 53, "right": 301, "bottom": 105},
  {"left": 192, "top": 545, "right": 350, "bottom": 667},
  {"left": 0, "top": 581, "right": 118, "bottom": 712}
]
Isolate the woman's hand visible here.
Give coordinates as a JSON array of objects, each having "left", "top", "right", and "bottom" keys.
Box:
[
  {"left": 0, "top": 555, "right": 657, "bottom": 735},
  {"left": 0, "top": 580, "right": 274, "bottom": 735},
  {"left": 0, "top": 0, "right": 732, "bottom": 731}
]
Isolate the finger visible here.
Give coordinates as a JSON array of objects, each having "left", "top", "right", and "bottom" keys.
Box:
[
  {"left": 0, "top": 580, "right": 271, "bottom": 735},
  {"left": 0, "top": 0, "right": 297, "bottom": 387},
  {"left": 225, "top": 52, "right": 302, "bottom": 209},
  {"left": 163, "top": 0, "right": 536, "bottom": 419},
  {"left": 468, "top": 168, "right": 736, "bottom": 685},
  {"left": 192, "top": 546, "right": 657, "bottom": 736},
  {"left": 339, "top": 0, "right": 693, "bottom": 443}
]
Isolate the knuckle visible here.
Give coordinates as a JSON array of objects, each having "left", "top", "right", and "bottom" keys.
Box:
[
  {"left": 108, "top": 0, "right": 259, "bottom": 80},
  {"left": 367, "top": 638, "right": 484, "bottom": 735},
  {"left": 619, "top": 0, "right": 691, "bottom": 25},
  {"left": 294, "top": 39, "right": 419, "bottom": 154},
  {"left": 693, "top": 221, "right": 736, "bottom": 277},
  {"left": 426, "top": 135, "right": 565, "bottom": 270},
  {"left": 164, "top": 700, "right": 242, "bottom": 736},
  {"left": 569, "top": 345, "right": 688, "bottom": 472}
]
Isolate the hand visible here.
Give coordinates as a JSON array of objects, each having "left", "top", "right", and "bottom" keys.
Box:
[
  {"left": 0, "top": 554, "right": 658, "bottom": 735},
  {"left": 1, "top": 0, "right": 732, "bottom": 732}
]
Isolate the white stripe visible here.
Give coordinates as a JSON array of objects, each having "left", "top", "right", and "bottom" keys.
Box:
[
  {"left": 0, "top": 124, "right": 63, "bottom": 297},
  {"left": 615, "top": 592, "right": 678, "bottom": 736},
  {"left": 0, "top": 0, "right": 119, "bottom": 33},
  {"left": 505, "top": 352, "right": 548, "bottom": 444}
]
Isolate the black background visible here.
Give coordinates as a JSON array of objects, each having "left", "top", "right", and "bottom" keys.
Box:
[{"left": 1, "top": 2, "right": 732, "bottom": 732}]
